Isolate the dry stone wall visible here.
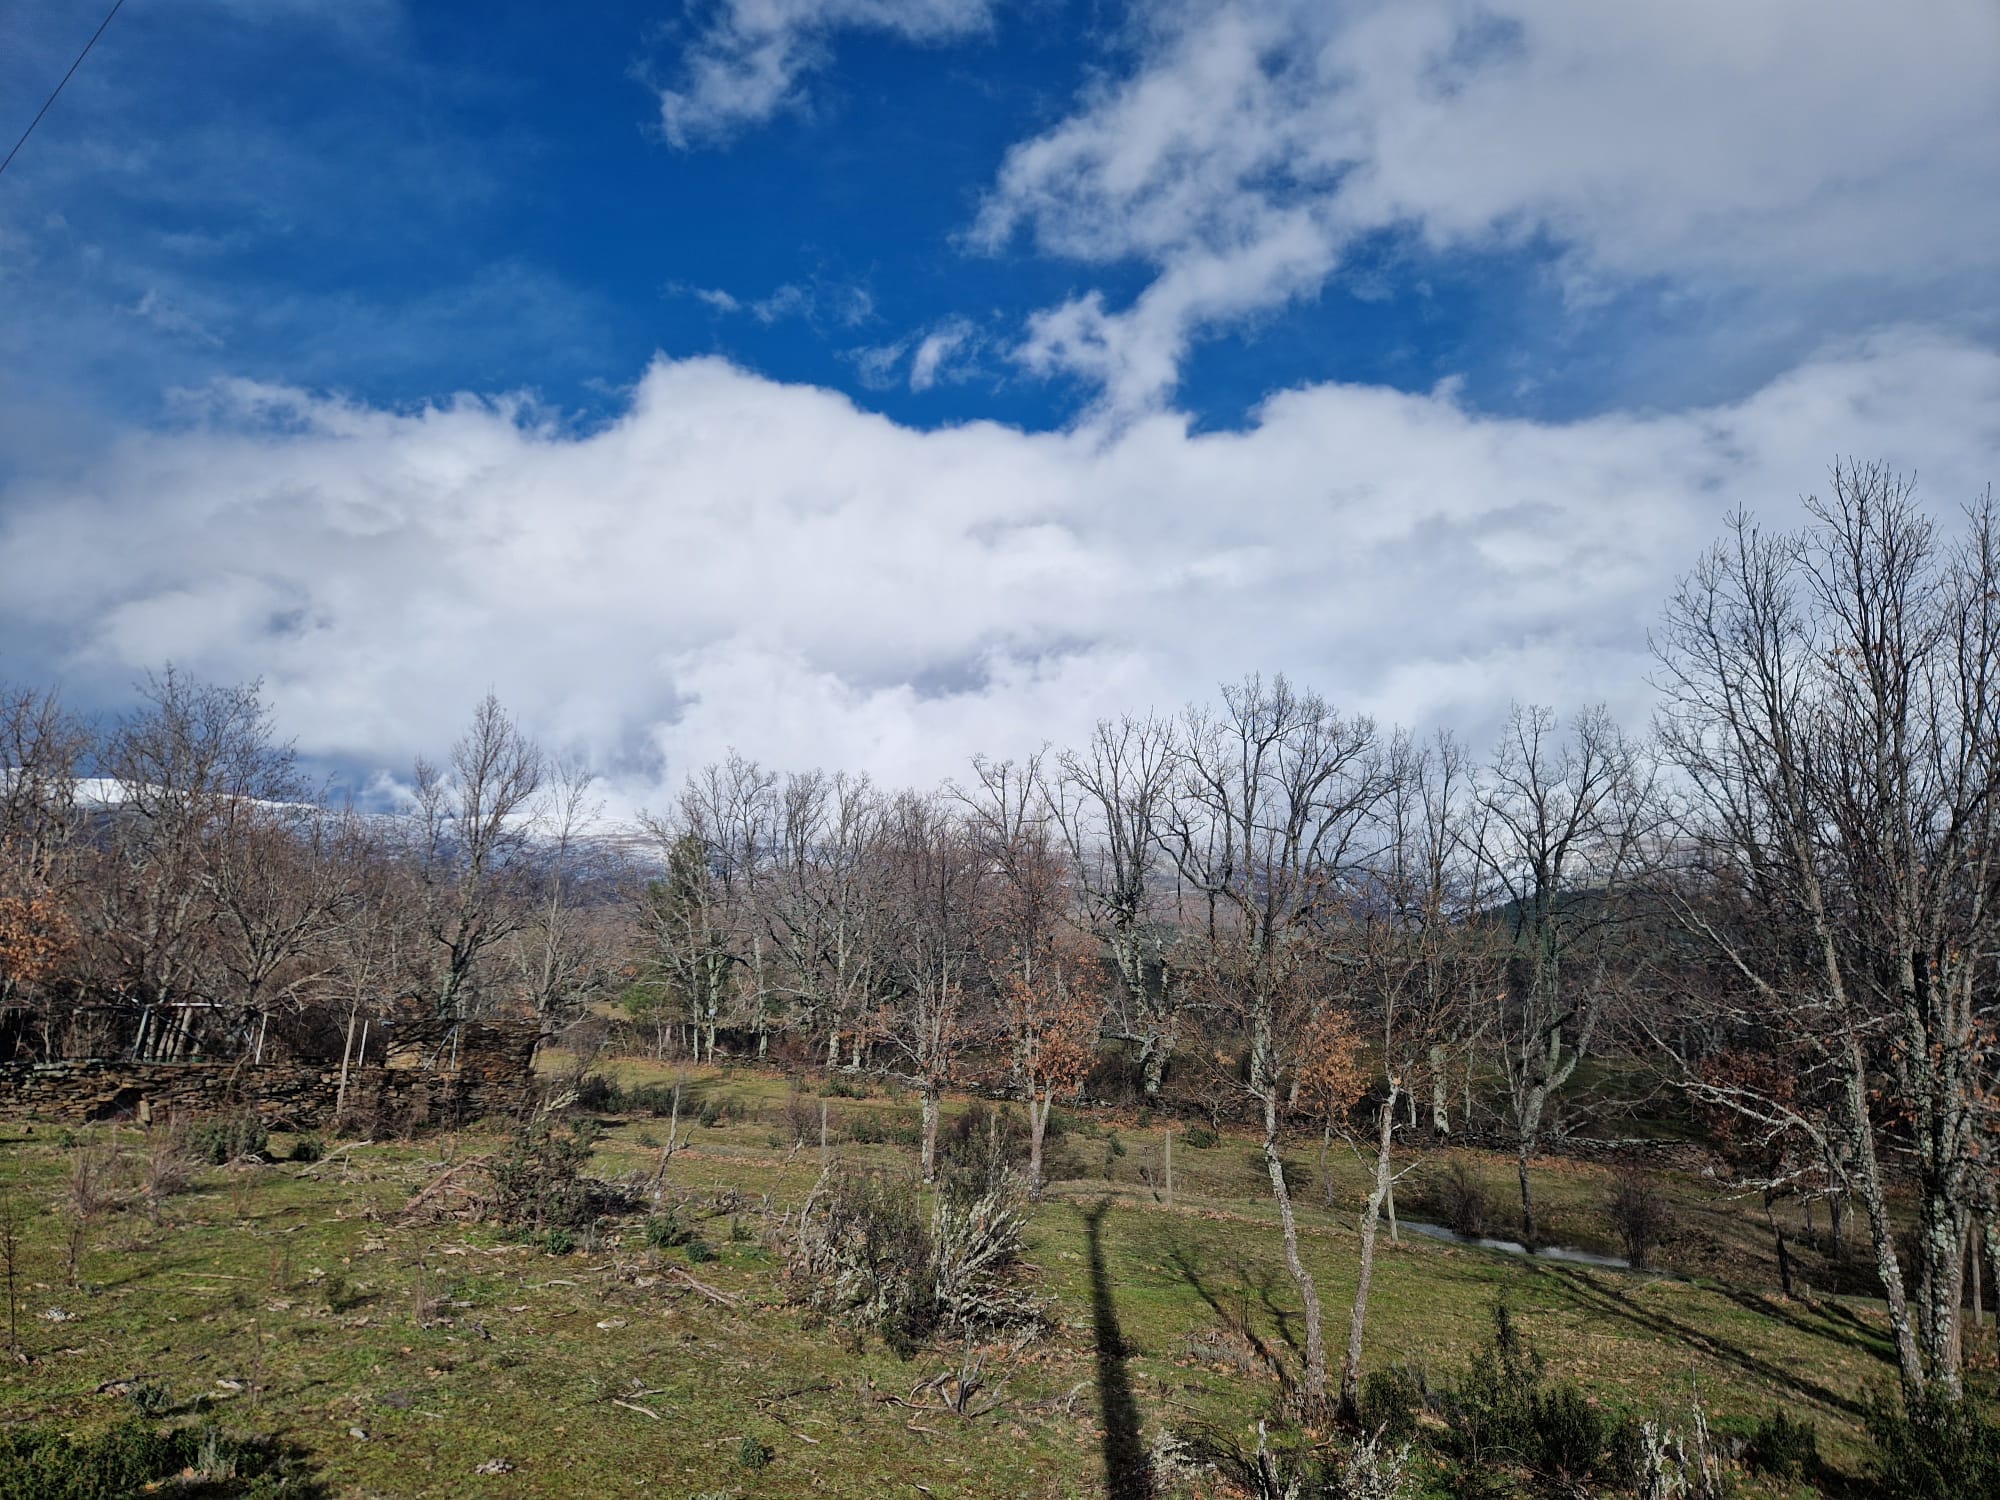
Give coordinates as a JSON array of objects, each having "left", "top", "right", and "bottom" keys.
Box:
[{"left": 0, "top": 1019, "right": 542, "bottom": 1129}]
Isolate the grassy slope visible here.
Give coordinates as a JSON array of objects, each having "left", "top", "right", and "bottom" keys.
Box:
[{"left": 0, "top": 1060, "right": 1989, "bottom": 1499}]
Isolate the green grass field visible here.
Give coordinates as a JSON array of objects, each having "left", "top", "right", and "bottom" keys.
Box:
[{"left": 1, "top": 1059, "right": 1991, "bottom": 1498}]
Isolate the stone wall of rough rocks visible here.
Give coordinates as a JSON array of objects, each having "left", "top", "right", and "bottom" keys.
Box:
[{"left": 0, "top": 1019, "right": 542, "bottom": 1129}]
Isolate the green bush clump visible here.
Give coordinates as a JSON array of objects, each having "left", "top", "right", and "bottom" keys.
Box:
[
  {"left": 571, "top": 1073, "right": 621, "bottom": 1112},
  {"left": 1530, "top": 1382, "right": 1605, "bottom": 1479},
  {"left": 0, "top": 1419, "right": 320, "bottom": 1498},
  {"left": 188, "top": 1113, "right": 270, "bottom": 1166},
  {"left": 643, "top": 1209, "right": 693, "bottom": 1249},
  {"left": 684, "top": 1239, "right": 716, "bottom": 1264},
  {"left": 696, "top": 1097, "right": 731, "bottom": 1129},
  {"left": 541, "top": 1226, "right": 575, "bottom": 1256},
  {"left": 845, "top": 1112, "right": 921, "bottom": 1147},
  {"left": 485, "top": 1120, "right": 600, "bottom": 1231},
  {"left": 288, "top": 1134, "right": 324, "bottom": 1164},
  {"left": 823, "top": 1075, "right": 870, "bottom": 1100},
  {"left": 1746, "top": 1407, "right": 1819, "bottom": 1480},
  {"left": 623, "top": 1083, "right": 682, "bottom": 1117},
  {"left": 124, "top": 1380, "right": 175, "bottom": 1417},
  {"left": 1181, "top": 1124, "right": 1219, "bottom": 1150},
  {"left": 1355, "top": 1368, "right": 1422, "bottom": 1444},
  {"left": 736, "top": 1435, "right": 772, "bottom": 1470},
  {"left": 1866, "top": 1388, "right": 2000, "bottom": 1499},
  {"left": 1436, "top": 1302, "right": 1613, "bottom": 1485}
]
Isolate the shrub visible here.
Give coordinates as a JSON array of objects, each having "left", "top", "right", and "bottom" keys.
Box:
[
  {"left": 623, "top": 1083, "right": 683, "bottom": 1117},
  {"left": 784, "top": 1166, "right": 1038, "bottom": 1358},
  {"left": 1436, "top": 1300, "right": 1612, "bottom": 1485},
  {"left": 1866, "top": 1387, "right": 2000, "bottom": 1500},
  {"left": 485, "top": 1120, "right": 599, "bottom": 1231},
  {"left": 125, "top": 1379, "right": 175, "bottom": 1417},
  {"left": 782, "top": 1092, "right": 820, "bottom": 1145},
  {"left": 142, "top": 1129, "right": 196, "bottom": 1211},
  {"left": 684, "top": 1239, "right": 715, "bottom": 1264},
  {"left": 542, "top": 1226, "right": 575, "bottom": 1256},
  {"left": 696, "top": 1096, "right": 730, "bottom": 1129},
  {"left": 0, "top": 1419, "right": 319, "bottom": 1498},
  {"left": 823, "top": 1075, "right": 870, "bottom": 1099},
  {"left": 1437, "top": 1301, "right": 1542, "bottom": 1464},
  {"left": 845, "top": 1112, "right": 921, "bottom": 1147},
  {"left": 289, "top": 1134, "right": 325, "bottom": 1165},
  {"left": 1332, "top": 1432, "right": 1414, "bottom": 1500},
  {"left": 785, "top": 1169, "right": 938, "bottom": 1358},
  {"left": 1606, "top": 1170, "right": 1673, "bottom": 1267},
  {"left": 643, "top": 1209, "right": 693, "bottom": 1249},
  {"left": 737, "top": 1435, "right": 772, "bottom": 1470},
  {"left": 929, "top": 1173, "right": 1038, "bottom": 1336},
  {"left": 572, "top": 1073, "right": 621, "bottom": 1112},
  {"left": 1531, "top": 1382, "right": 1605, "bottom": 1478},
  {"left": 189, "top": 1113, "right": 270, "bottom": 1166},
  {"left": 937, "top": 1101, "right": 1028, "bottom": 1190},
  {"left": 1746, "top": 1407, "right": 1820, "bottom": 1481},
  {"left": 1356, "top": 1368, "right": 1422, "bottom": 1444},
  {"left": 1432, "top": 1160, "right": 1491, "bottom": 1238},
  {"left": 1181, "top": 1124, "right": 1219, "bottom": 1150}
]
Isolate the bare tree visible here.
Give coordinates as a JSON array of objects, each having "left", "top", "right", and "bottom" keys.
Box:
[
  {"left": 632, "top": 823, "right": 736, "bottom": 1063},
  {"left": 1054, "top": 715, "right": 1183, "bottom": 1099},
  {"left": 90, "top": 670, "right": 308, "bottom": 1057},
  {"left": 414, "top": 694, "right": 545, "bottom": 1020},
  {"left": 876, "top": 791, "right": 984, "bottom": 1181},
  {"left": 0, "top": 683, "right": 89, "bottom": 1054},
  {"left": 1333, "top": 731, "right": 1494, "bottom": 1417},
  {"left": 1475, "top": 703, "right": 1654, "bottom": 1245},
  {"left": 680, "top": 754, "right": 781, "bottom": 1054},
  {"left": 1162, "top": 674, "right": 1391, "bottom": 1407},
  {"left": 1654, "top": 464, "right": 2000, "bottom": 1401},
  {"left": 508, "top": 755, "right": 610, "bottom": 1023},
  {"left": 761, "top": 770, "right": 889, "bottom": 1068}
]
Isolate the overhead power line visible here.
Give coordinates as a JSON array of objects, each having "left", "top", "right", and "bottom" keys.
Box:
[{"left": 0, "top": 0, "right": 131, "bottom": 182}]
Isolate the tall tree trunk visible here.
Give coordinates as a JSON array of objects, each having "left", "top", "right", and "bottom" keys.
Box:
[
  {"left": 1028, "top": 1093, "right": 1048, "bottom": 1197},
  {"left": 1140, "top": 1037, "right": 1166, "bottom": 1102},
  {"left": 1844, "top": 1046, "right": 1927, "bottom": 1402},
  {"left": 920, "top": 1089, "right": 940, "bottom": 1183},
  {"left": 1340, "top": 1086, "right": 1398, "bottom": 1418},
  {"left": 1516, "top": 1143, "right": 1538, "bottom": 1248},
  {"left": 1917, "top": 1198, "right": 1969, "bottom": 1395},
  {"left": 1262, "top": 1087, "right": 1326, "bottom": 1406}
]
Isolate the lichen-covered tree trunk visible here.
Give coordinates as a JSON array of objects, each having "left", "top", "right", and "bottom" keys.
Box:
[
  {"left": 1028, "top": 1092, "right": 1050, "bottom": 1196},
  {"left": 919, "top": 1088, "right": 940, "bottom": 1182},
  {"left": 1340, "top": 1084, "right": 1398, "bottom": 1418},
  {"left": 1262, "top": 1085, "right": 1326, "bottom": 1405},
  {"left": 1842, "top": 1044, "right": 1927, "bottom": 1400}
]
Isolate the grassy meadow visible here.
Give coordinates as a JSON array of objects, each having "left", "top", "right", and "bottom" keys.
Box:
[{"left": 0, "top": 1058, "right": 1991, "bottom": 1498}]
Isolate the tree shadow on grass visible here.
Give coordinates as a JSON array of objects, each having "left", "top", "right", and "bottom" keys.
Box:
[
  {"left": 1164, "top": 1237, "right": 1291, "bottom": 1385},
  {"left": 1084, "top": 1199, "right": 1154, "bottom": 1500},
  {"left": 1527, "top": 1261, "right": 1871, "bottom": 1418}
]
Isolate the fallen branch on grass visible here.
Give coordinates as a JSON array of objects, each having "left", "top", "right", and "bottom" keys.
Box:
[
  {"left": 399, "top": 1155, "right": 494, "bottom": 1222},
  {"left": 666, "top": 1266, "right": 740, "bottom": 1306}
]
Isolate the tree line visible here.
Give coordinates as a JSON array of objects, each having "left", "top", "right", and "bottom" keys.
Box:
[{"left": 0, "top": 461, "right": 1995, "bottom": 1410}]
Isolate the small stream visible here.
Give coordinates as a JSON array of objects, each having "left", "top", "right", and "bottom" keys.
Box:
[{"left": 1401, "top": 1219, "right": 1632, "bottom": 1270}]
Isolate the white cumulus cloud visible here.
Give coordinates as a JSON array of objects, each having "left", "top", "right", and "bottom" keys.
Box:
[
  {"left": 1, "top": 332, "right": 1993, "bottom": 812},
  {"left": 975, "top": 0, "right": 2000, "bottom": 412},
  {"left": 653, "top": 0, "right": 996, "bottom": 147}
]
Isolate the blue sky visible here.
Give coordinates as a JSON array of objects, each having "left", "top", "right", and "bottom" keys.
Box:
[{"left": 2, "top": 1, "right": 1997, "bottom": 805}]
